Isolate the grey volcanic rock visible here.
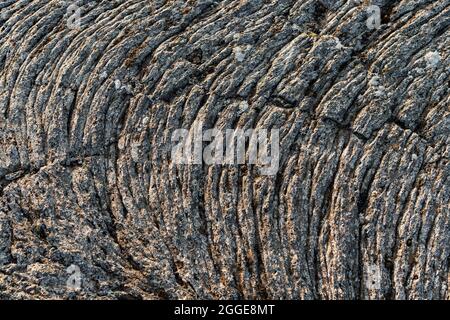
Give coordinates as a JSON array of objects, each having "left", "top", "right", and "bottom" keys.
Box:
[{"left": 0, "top": 0, "right": 449, "bottom": 300}]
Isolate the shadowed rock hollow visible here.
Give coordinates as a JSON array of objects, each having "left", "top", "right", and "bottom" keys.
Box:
[{"left": 0, "top": 0, "right": 449, "bottom": 299}]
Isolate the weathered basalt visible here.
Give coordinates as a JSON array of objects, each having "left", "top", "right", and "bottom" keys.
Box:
[{"left": 0, "top": 0, "right": 449, "bottom": 299}]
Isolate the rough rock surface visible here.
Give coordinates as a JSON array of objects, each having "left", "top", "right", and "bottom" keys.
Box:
[{"left": 0, "top": 0, "right": 449, "bottom": 300}]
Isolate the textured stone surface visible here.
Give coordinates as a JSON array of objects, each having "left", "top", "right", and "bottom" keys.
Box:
[{"left": 0, "top": 0, "right": 449, "bottom": 299}]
